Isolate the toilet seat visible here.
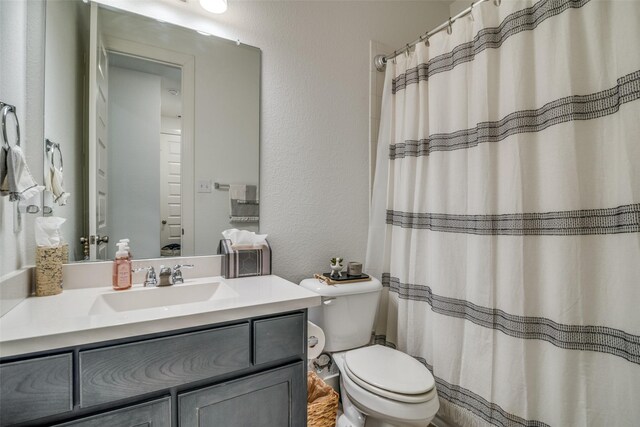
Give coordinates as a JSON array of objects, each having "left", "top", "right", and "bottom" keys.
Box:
[
  {"left": 334, "top": 351, "right": 440, "bottom": 425},
  {"left": 344, "top": 345, "right": 436, "bottom": 403},
  {"left": 344, "top": 361, "right": 437, "bottom": 404}
]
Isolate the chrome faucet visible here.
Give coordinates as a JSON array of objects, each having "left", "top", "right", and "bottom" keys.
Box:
[
  {"left": 157, "top": 264, "right": 194, "bottom": 286},
  {"left": 133, "top": 266, "right": 158, "bottom": 287},
  {"left": 158, "top": 265, "right": 172, "bottom": 286}
]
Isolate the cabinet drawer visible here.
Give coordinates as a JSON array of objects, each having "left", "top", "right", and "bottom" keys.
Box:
[
  {"left": 79, "top": 323, "right": 250, "bottom": 407},
  {"left": 55, "top": 397, "right": 171, "bottom": 427},
  {"left": 0, "top": 353, "right": 73, "bottom": 425},
  {"left": 253, "top": 313, "right": 304, "bottom": 365}
]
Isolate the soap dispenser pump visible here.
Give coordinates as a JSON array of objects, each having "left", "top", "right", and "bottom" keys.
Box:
[
  {"left": 112, "top": 242, "right": 132, "bottom": 290},
  {"left": 119, "top": 238, "right": 133, "bottom": 259}
]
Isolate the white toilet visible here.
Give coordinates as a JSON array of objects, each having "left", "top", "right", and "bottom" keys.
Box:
[{"left": 300, "top": 277, "right": 439, "bottom": 427}]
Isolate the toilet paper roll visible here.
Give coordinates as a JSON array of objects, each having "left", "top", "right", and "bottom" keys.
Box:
[{"left": 307, "top": 321, "right": 326, "bottom": 360}]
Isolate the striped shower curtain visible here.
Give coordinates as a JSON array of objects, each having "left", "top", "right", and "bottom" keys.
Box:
[{"left": 366, "top": 0, "right": 640, "bottom": 425}]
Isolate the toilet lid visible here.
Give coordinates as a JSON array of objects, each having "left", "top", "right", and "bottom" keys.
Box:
[{"left": 344, "top": 345, "right": 435, "bottom": 397}]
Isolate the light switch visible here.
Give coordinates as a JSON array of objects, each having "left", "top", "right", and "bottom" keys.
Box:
[{"left": 197, "top": 179, "right": 212, "bottom": 193}]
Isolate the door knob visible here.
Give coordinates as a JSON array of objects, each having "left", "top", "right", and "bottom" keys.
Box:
[
  {"left": 162, "top": 220, "right": 167, "bottom": 225},
  {"left": 80, "top": 237, "right": 90, "bottom": 260},
  {"left": 92, "top": 235, "right": 109, "bottom": 244}
]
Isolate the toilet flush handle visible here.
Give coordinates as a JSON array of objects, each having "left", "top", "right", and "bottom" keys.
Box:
[{"left": 322, "top": 297, "right": 336, "bottom": 305}]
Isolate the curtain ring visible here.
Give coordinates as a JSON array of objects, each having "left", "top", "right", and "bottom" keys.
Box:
[
  {"left": 446, "top": 17, "right": 453, "bottom": 35},
  {"left": 493, "top": 0, "right": 501, "bottom": 6},
  {"left": 468, "top": 2, "right": 475, "bottom": 21},
  {"left": 424, "top": 34, "right": 430, "bottom": 47},
  {"left": 405, "top": 44, "right": 411, "bottom": 58}
]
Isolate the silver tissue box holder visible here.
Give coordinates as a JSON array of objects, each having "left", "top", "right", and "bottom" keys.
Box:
[{"left": 218, "top": 239, "right": 272, "bottom": 278}]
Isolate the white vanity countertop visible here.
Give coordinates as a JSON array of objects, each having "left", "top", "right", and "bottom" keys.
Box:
[{"left": 0, "top": 275, "right": 321, "bottom": 358}]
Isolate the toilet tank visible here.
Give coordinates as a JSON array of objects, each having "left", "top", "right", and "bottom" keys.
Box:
[{"left": 300, "top": 277, "right": 382, "bottom": 352}]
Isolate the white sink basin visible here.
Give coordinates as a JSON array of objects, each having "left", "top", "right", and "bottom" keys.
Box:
[{"left": 89, "top": 280, "right": 238, "bottom": 315}]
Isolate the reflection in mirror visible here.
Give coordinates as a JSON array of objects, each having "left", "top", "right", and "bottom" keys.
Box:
[
  {"left": 42, "top": 1, "right": 261, "bottom": 263},
  {"left": 43, "top": 0, "right": 88, "bottom": 264},
  {"left": 107, "top": 53, "right": 183, "bottom": 260}
]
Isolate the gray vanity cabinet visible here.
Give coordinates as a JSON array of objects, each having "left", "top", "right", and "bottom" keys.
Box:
[
  {"left": 179, "top": 362, "right": 305, "bottom": 427},
  {"left": 55, "top": 398, "right": 171, "bottom": 427},
  {"left": 0, "top": 311, "right": 307, "bottom": 427},
  {"left": 254, "top": 313, "right": 305, "bottom": 365},
  {"left": 79, "top": 324, "right": 251, "bottom": 407},
  {"left": 0, "top": 354, "right": 73, "bottom": 425}
]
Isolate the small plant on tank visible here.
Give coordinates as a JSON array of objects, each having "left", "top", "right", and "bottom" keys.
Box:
[{"left": 330, "top": 257, "right": 344, "bottom": 278}]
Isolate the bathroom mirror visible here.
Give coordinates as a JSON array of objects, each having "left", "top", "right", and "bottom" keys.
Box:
[{"left": 42, "top": 1, "right": 260, "bottom": 262}]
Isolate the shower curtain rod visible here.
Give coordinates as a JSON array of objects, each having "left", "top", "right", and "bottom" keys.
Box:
[{"left": 375, "top": 0, "right": 497, "bottom": 71}]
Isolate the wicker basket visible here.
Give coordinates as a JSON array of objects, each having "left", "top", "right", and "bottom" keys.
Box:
[{"left": 307, "top": 371, "right": 339, "bottom": 427}]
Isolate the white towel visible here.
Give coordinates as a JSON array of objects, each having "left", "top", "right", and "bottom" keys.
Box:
[
  {"left": 229, "top": 184, "right": 246, "bottom": 215},
  {"left": 0, "top": 146, "right": 8, "bottom": 197},
  {"left": 0, "top": 144, "right": 42, "bottom": 201},
  {"left": 228, "top": 184, "right": 259, "bottom": 221},
  {"left": 229, "top": 184, "right": 247, "bottom": 202},
  {"left": 45, "top": 149, "right": 70, "bottom": 206}
]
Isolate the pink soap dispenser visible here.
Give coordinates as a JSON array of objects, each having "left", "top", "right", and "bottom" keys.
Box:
[{"left": 112, "top": 242, "right": 132, "bottom": 290}]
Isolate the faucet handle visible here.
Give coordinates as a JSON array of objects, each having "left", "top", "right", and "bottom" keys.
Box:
[
  {"left": 146, "top": 267, "right": 158, "bottom": 286},
  {"left": 133, "top": 266, "right": 158, "bottom": 287},
  {"left": 171, "top": 264, "right": 194, "bottom": 285}
]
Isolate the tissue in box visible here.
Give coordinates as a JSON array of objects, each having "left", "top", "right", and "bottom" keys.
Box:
[{"left": 218, "top": 239, "right": 272, "bottom": 278}]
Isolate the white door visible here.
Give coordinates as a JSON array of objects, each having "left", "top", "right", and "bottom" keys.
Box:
[
  {"left": 160, "top": 133, "right": 182, "bottom": 253},
  {"left": 88, "top": 3, "right": 109, "bottom": 260}
]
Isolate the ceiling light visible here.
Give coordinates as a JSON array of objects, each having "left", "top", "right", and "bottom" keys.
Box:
[
  {"left": 197, "top": 30, "right": 212, "bottom": 36},
  {"left": 200, "top": 0, "right": 227, "bottom": 14}
]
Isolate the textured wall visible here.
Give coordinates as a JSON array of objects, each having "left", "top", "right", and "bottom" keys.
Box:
[
  {"left": 450, "top": 0, "right": 471, "bottom": 16},
  {"left": 0, "top": 1, "right": 45, "bottom": 278},
  {"left": 210, "top": 2, "right": 453, "bottom": 284}
]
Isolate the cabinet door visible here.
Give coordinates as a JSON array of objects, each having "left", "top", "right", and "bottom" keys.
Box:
[
  {"left": 179, "top": 362, "right": 306, "bottom": 427},
  {"left": 55, "top": 397, "right": 170, "bottom": 427}
]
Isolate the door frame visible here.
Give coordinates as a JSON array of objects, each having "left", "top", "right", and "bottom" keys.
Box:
[{"left": 88, "top": 2, "right": 110, "bottom": 260}]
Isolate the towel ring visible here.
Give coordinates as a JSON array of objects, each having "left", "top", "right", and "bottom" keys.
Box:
[
  {"left": 1, "top": 104, "right": 20, "bottom": 148},
  {"left": 46, "top": 139, "right": 64, "bottom": 172}
]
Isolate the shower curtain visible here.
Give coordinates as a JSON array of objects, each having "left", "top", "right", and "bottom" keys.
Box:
[{"left": 366, "top": 0, "right": 640, "bottom": 425}]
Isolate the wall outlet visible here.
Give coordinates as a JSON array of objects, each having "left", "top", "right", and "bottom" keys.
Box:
[{"left": 197, "top": 179, "right": 212, "bottom": 193}]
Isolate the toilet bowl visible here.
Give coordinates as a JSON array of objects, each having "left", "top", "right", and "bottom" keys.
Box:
[
  {"left": 300, "top": 278, "right": 439, "bottom": 427},
  {"left": 333, "top": 346, "right": 439, "bottom": 427}
]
